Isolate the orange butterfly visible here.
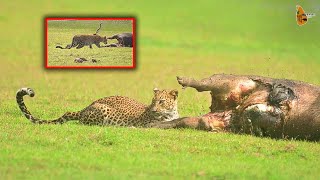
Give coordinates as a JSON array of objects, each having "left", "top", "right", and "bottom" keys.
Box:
[{"left": 296, "top": 5, "right": 316, "bottom": 26}]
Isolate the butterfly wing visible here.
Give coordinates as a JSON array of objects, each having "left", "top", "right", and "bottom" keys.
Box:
[{"left": 296, "top": 5, "right": 308, "bottom": 26}]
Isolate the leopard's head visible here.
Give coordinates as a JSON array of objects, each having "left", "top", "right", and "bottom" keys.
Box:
[
  {"left": 103, "top": 36, "right": 108, "bottom": 44},
  {"left": 149, "top": 88, "right": 179, "bottom": 121}
]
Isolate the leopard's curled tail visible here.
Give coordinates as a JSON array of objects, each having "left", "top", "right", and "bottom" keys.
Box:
[
  {"left": 56, "top": 44, "right": 73, "bottom": 49},
  {"left": 16, "top": 88, "right": 80, "bottom": 124},
  {"left": 56, "top": 37, "right": 76, "bottom": 49}
]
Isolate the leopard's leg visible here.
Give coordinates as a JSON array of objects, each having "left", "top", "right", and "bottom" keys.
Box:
[
  {"left": 89, "top": 44, "right": 93, "bottom": 49},
  {"left": 69, "top": 43, "right": 77, "bottom": 49},
  {"left": 76, "top": 43, "right": 84, "bottom": 49},
  {"left": 78, "top": 103, "right": 127, "bottom": 126},
  {"left": 94, "top": 43, "right": 101, "bottom": 48},
  {"left": 78, "top": 104, "right": 104, "bottom": 125},
  {"left": 65, "top": 44, "right": 73, "bottom": 49}
]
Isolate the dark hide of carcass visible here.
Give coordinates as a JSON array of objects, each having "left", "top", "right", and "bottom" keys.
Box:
[{"left": 149, "top": 74, "right": 320, "bottom": 141}]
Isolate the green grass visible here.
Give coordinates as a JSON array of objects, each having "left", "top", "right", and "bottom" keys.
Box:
[
  {"left": 47, "top": 20, "right": 133, "bottom": 66},
  {"left": 1, "top": 0, "right": 320, "bottom": 179}
]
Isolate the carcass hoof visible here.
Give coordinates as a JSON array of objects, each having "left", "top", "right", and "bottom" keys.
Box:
[{"left": 176, "top": 76, "right": 188, "bottom": 89}]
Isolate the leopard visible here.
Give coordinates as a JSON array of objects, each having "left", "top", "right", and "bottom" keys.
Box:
[
  {"left": 56, "top": 34, "right": 108, "bottom": 49},
  {"left": 16, "top": 87, "right": 179, "bottom": 127}
]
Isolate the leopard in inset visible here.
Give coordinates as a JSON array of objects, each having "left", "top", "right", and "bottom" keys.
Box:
[
  {"left": 56, "top": 34, "right": 108, "bottom": 49},
  {"left": 16, "top": 88, "right": 179, "bottom": 127}
]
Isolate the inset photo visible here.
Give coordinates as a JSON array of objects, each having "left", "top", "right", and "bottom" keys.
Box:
[{"left": 45, "top": 17, "right": 136, "bottom": 69}]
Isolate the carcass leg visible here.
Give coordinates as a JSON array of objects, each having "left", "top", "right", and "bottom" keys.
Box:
[
  {"left": 177, "top": 76, "right": 216, "bottom": 92},
  {"left": 148, "top": 111, "right": 231, "bottom": 132}
]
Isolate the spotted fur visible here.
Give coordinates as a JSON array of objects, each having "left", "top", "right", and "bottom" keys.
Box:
[
  {"left": 16, "top": 88, "right": 179, "bottom": 127},
  {"left": 56, "top": 35, "right": 108, "bottom": 49}
]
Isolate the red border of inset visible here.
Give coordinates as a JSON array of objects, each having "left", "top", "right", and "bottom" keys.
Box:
[{"left": 45, "top": 17, "right": 136, "bottom": 69}]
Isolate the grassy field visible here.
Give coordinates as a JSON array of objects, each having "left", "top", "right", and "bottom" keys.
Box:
[
  {"left": 47, "top": 20, "right": 133, "bottom": 67},
  {"left": 1, "top": 0, "right": 320, "bottom": 179}
]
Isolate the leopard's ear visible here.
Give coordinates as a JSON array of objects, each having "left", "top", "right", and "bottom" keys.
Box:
[
  {"left": 170, "top": 89, "right": 178, "bottom": 99},
  {"left": 153, "top": 88, "right": 159, "bottom": 93}
]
